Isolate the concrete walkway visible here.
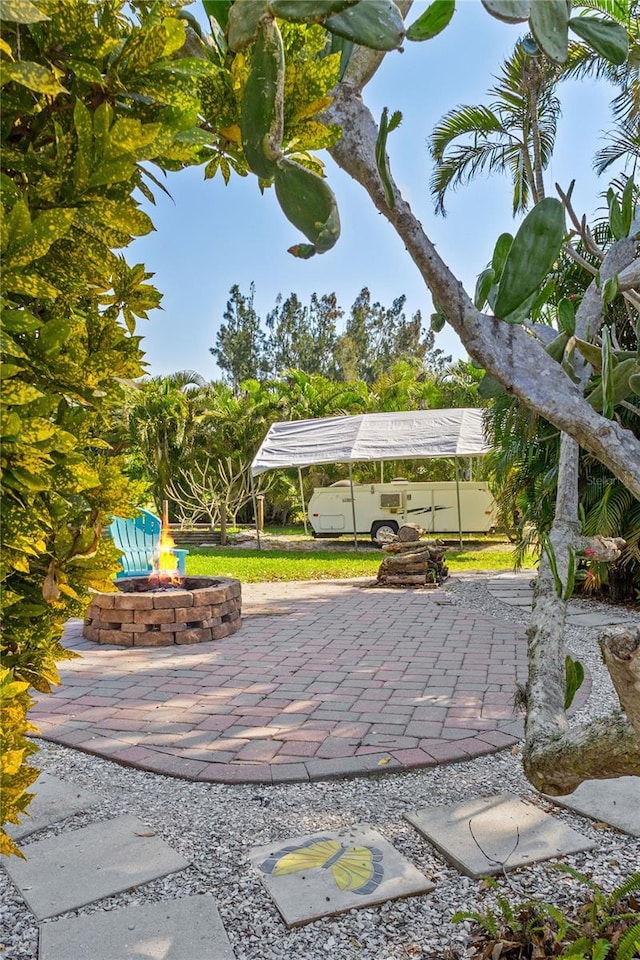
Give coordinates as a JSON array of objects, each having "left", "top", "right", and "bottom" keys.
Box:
[
  {"left": 30, "top": 578, "right": 592, "bottom": 784},
  {"left": 487, "top": 572, "right": 636, "bottom": 626}
]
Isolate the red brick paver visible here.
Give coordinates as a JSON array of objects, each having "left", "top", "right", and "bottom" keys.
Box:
[{"left": 29, "top": 579, "right": 590, "bottom": 784}]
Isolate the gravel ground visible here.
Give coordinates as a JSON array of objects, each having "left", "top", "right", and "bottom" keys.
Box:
[{"left": 2, "top": 573, "right": 638, "bottom": 960}]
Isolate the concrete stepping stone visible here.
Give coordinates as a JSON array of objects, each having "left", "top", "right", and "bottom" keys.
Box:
[
  {"left": 249, "top": 824, "right": 434, "bottom": 926},
  {"left": 6, "top": 773, "right": 100, "bottom": 842},
  {"left": 38, "top": 894, "right": 235, "bottom": 960},
  {"left": 546, "top": 777, "right": 640, "bottom": 837},
  {"left": 2, "top": 815, "right": 189, "bottom": 920},
  {"left": 405, "top": 792, "right": 594, "bottom": 878}
]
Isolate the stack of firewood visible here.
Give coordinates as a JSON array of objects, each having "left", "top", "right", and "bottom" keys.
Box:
[{"left": 376, "top": 524, "right": 448, "bottom": 587}]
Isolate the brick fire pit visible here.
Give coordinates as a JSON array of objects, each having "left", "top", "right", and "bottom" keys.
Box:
[{"left": 83, "top": 576, "right": 241, "bottom": 647}]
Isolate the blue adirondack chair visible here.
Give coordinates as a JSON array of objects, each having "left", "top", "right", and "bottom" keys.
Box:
[{"left": 109, "top": 509, "right": 188, "bottom": 579}]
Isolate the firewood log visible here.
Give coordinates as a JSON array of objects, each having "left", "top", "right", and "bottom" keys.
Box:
[{"left": 396, "top": 523, "right": 424, "bottom": 542}]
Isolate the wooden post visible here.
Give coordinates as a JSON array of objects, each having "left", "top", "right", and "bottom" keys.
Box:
[
  {"left": 162, "top": 499, "right": 169, "bottom": 527},
  {"left": 220, "top": 500, "right": 228, "bottom": 546},
  {"left": 257, "top": 494, "right": 265, "bottom": 532}
]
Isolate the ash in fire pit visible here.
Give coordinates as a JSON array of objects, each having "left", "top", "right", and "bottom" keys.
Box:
[{"left": 83, "top": 575, "right": 241, "bottom": 647}]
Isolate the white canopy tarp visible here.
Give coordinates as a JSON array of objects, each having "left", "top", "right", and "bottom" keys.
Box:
[{"left": 251, "top": 408, "right": 489, "bottom": 476}]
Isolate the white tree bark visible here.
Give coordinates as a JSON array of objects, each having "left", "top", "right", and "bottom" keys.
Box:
[
  {"left": 322, "top": 28, "right": 640, "bottom": 794},
  {"left": 323, "top": 73, "right": 640, "bottom": 498}
]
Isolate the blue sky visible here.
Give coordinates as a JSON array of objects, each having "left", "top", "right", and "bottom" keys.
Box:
[{"left": 131, "top": 1, "right": 616, "bottom": 381}]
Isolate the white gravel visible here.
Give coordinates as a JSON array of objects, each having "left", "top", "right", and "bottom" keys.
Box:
[{"left": 2, "top": 573, "right": 638, "bottom": 960}]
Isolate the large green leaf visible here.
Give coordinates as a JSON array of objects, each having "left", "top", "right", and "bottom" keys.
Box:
[
  {"left": 0, "top": 0, "right": 49, "bottom": 23},
  {"left": 269, "top": 1, "right": 358, "bottom": 22},
  {"left": 529, "top": 0, "right": 569, "bottom": 63},
  {"left": 240, "top": 18, "right": 284, "bottom": 179},
  {"left": 406, "top": 0, "right": 455, "bottom": 40},
  {"left": 480, "top": 0, "right": 529, "bottom": 23},
  {"left": 325, "top": 0, "right": 405, "bottom": 51},
  {"left": 494, "top": 198, "right": 565, "bottom": 319},
  {"left": 274, "top": 157, "right": 340, "bottom": 253},
  {"left": 6, "top": 210, "right": 74, "bottom": 268},
  {"left": 569, "top": 15, "right": 629, "bottom": 66},
  {"left": 2, "top": 62, "right": 67, "bottom": 96},
  {"left": 228, "top": 0, "right": 268, "bottom": 51}
]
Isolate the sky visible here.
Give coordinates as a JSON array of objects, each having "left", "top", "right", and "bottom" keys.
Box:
[{"left": 130, "top": 1, "right": 617, "bottom": 381}]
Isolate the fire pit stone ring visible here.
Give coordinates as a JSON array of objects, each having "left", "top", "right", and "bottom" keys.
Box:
[{"left": 83, "top": 575, "right": 242, "bottom": 647}]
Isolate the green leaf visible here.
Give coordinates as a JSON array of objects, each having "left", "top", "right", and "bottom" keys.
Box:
[
  {"left": 601, "top": 325, "right": 614, "bottom": 418},
  {"left": 545, "top": 332, "right": 569, "bottom": 363},
  {"left": 38, "top": 317, "right": 74, "bottom": 356},
  {"left": 564, "top": 655, "right": 585, "bottom": 710},
  {"left": 1, "top": 271, "right": 60, "bottom": 298},
  {"left": 406, "top": 0, "right": 455, "bottom": 41},
  {"left": 480, "top": 0, "right": 529, "bottom": 23},
  {"left": 602, "top": 274, "right": 619, "bottom": 306},
  {"left": 202, "top": 0, "right": 233, "bottom": 30},
  {"left": 8, "top": 209, "right": 74, "bottom": 268},
  {"left": 557, "top": 298, "right": 575, "bottom": 336},
  {"left": 494, "top": 198, "right": 565, "bottom": 319},
  {"left": 375, "top": 106, "right": 399, "bottom": 208},
  {"left": 287, "top": 242, "right": 317, "bottom": 259},
  {"left": 240, "top": 18, "right": 284, "bottom": 179},
  {"left": 568, "top": 15, "right": 629, "bottom": 66},
  {"left": 2, "top": 62, "right": 67, "bottom": 96},
  {"left": 67, "top": 60, "right": 104, "bottom": 84},
  {"left": 478, "top": 373, "right": 506, "bottom": 398},
  {"left": 73, "top": 99, "right": 93, "bottom": 192},
  {"left": 607, "top": 187, "right": 624, "bottom": 240},
  {"left": 1, "top": 310, "right": 42, "bottom": 333},
  {"left": 529, "top": 0, "right": 569, "bottom": 63},
  {"left": 474, "top": 267, "right": 495, "bottom": 310},
  {"left": 430, "top": 310, "right": 446, "bottom": 333},
  {"left": 491, "top": 233, "right": 513, "bottom": 281},
  {"left": 620, "top": 176, "right": 635, "bottom": 237},
  {"left": 0, "top": 0, "right": 49, "bottom": 23},
  {"left": 586, "top": 358, "right": 640, "bottom": 412},
  {"left": 75, "top": 199, "right": 154, "bottom": 238},
  {"left": 227, "top": 0, "right": 268, "bottom": 52},
  {"left": 4, "top": 199, "right": 31, "bottom": 248},
  {"left": 274, "top": 157, "right": 340, "bottom": 253},
  {"left": 574, "top": 337, "right": 602, "bottom": 371},
  {"left": 563, "top": 546, "right": 576, "bottom": 600},
  {"left": 541, "top": 534, "right": 564, "bottom": 598},
  {"left": 269, "top": 1, "right": 358, "bottom": 23},
  {"left": 325, "top": 0, "right": 405, "bottom": 51}
]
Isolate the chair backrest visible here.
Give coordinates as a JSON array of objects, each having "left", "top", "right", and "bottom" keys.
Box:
[{"left": 108, "top": 509, "right": 161, "bottom": 577}]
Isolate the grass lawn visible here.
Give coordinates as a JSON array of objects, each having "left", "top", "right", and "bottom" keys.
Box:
[{"left": 186, "top": 540, "right": 536, "bottom": 582}]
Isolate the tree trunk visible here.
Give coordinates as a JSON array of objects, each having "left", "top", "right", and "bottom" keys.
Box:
[
  {"left": 324, "top": 78, "right": 640, "bottom": 497},
  {"left": 322, "top": 24, "right": 640, "bottom": 794}
]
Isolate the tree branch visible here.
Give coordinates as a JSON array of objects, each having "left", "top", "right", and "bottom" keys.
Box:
[
  {"left": 523, "top": 713, "right": 640, "bottom": 795},
  {"left": 324, "top": 87, "right": 640, "bottom": 497},
  {"left": 600, "top": 626, "right": 640, "bottom": 741}
]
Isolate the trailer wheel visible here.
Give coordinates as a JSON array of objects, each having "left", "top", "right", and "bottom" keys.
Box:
[{"left": 371, "top": 520, "right": 399, "bottom": 545}]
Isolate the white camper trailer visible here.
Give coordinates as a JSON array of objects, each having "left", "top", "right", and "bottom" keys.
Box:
[{"left": 308, "top": 479, "right": 496, "bottom": 543}]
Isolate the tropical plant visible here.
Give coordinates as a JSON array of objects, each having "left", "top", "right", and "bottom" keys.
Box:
[
  {"left": 125, "top": 370, "right": 208, "bottom": 514},
  {"left": 453, "top": 868, "right": 640, "bottom": 960},
  {"left": 0, "top": 0, "right": 213, "bottom": 854},
  {"left": 430, "top": 41, "right": 561, "bottom": 215}
]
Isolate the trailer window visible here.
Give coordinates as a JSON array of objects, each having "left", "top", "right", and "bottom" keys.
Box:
[{"left": 380, "top": 494, "right": 401, "bottom": 507}]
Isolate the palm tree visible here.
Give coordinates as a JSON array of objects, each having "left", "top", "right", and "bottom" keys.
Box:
[
  {"left": 429, "top": 42, "right": 561, "bottom": 215},
  {"left": 125, "top": 370, "right": 207, "bottom": 514}
]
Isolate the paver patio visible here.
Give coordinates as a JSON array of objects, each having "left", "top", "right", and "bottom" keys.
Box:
[{"left": 28, "top": 579, "right": 590, "bottom": 784}]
